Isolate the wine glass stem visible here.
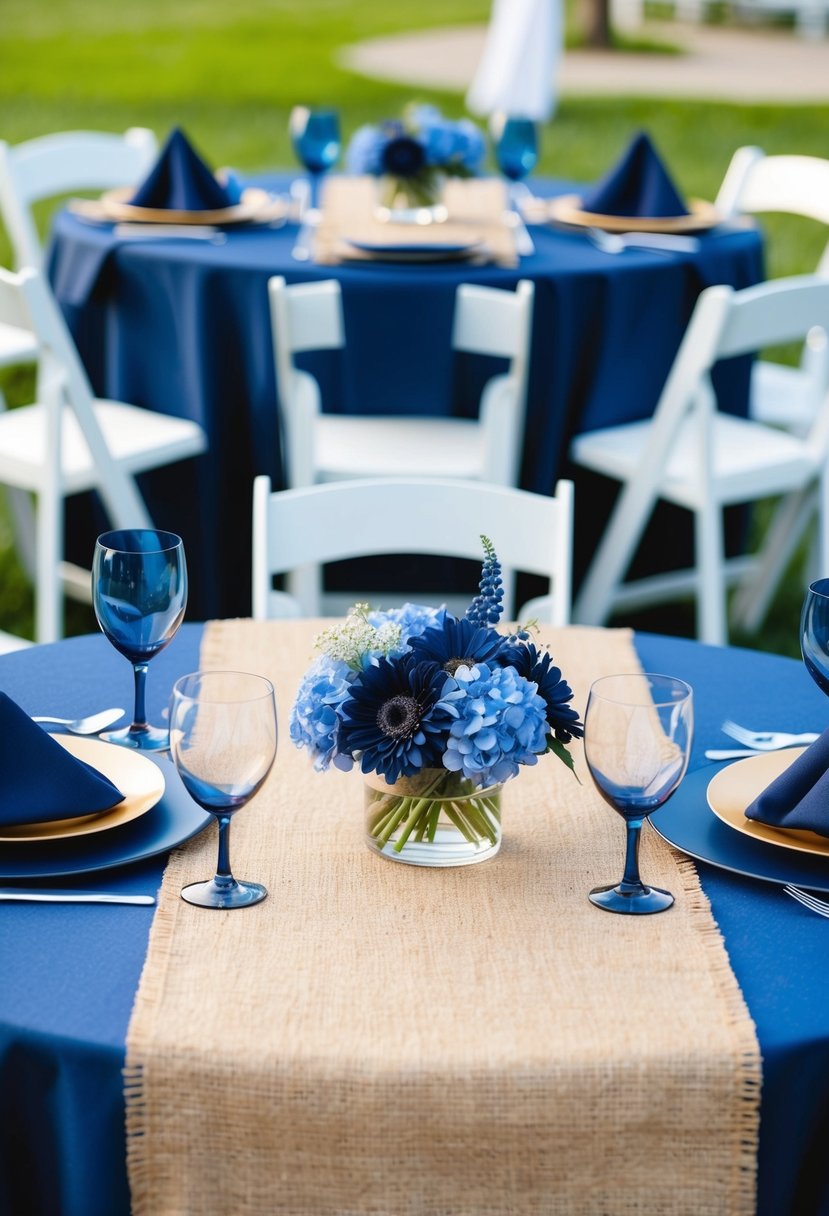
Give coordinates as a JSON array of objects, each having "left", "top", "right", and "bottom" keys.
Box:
[
  {"left": 621, "top": 818, "right": 646, "bottom": 892},
  {"left": 214, "top": 814, "right": 236, "bottom": 888},
  {"left": 131, "top": 661, "right": 150, "bottom": 731}
]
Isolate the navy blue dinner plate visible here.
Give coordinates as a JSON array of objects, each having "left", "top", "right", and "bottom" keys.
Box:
[
  {"left": 650, "top": 760, "right": 829, "bottom": 893},
  {"left": 0, "top": 755, "right": 211, "bottom": 880}
]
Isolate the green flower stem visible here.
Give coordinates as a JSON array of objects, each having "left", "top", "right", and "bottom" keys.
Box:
[
  {"left": 365, "top": 773, "right": 502, "bottom": 854},
  {"left": 377, "top": 798, "right": 411, "bottom": 846}
]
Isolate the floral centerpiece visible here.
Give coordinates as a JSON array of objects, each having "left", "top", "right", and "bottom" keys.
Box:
[
  {"left": 345, "top": 103, "right": 485, "bottom": 216},
  {"left": 290, "top": 539, "right": 583, "bottom": 866}
]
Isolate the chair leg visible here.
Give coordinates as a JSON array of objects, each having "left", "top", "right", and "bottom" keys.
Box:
[
  {"left": 573, "top": 479, "right": 658, "bottom": 626},
  {"left": 730, "top": 485, "right": 817, "bottom": 634},
  {"left": 695, "top": 502, "right": 727, "bottom": 646},
  {"left": 34, "top": 488, "right": 62, "bottom": 645}
]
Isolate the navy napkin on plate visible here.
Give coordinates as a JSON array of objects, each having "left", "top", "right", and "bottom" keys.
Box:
[
  {"left": 129, "top": 127, "right": 234, "bottom": 212},
  {"left": 745, "top": 730, "right": 829, "bottom": 837},
  {"left": 580, "top": 131, "right": 689, "bottom": 219},
  {"left": 0, "top": 691, "right": 124, "bottom": 826}
]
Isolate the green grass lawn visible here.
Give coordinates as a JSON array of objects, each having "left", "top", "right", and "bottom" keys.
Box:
[{"left": 1, "top": 0, "right": 827, "bottom": 653}]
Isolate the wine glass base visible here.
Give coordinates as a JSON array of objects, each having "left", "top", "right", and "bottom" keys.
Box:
[
  {"left": 181, "top": 878, "right": 268, "bottom": 910},
  {"left": 589, "top": 883, "right": 674, "bottom": 915},
  {"left": 100, "top": 724, "right": 170, "bottom": 751}
]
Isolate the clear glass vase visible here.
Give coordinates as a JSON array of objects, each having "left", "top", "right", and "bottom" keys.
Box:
[
  {"left": 375, "top": 174, "right": 448, "bottom": 225},
  {"left": 364, "top": 768, "right": 502, "bottom": 867}
]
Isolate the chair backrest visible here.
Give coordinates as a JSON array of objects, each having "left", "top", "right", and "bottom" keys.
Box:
[
  {"left": 630, "top": 274, "right": 829, "bottom": 495},
  {"left": 0, "top": 265, "right": 150, "bottom": 523},
  {"left": 252, "top": 475, "right": 573, "bottom": 625},
  {"left": 0, "top": 128, "right": 158, "bottom": 269},
  {"left": 716, "top": 147, "right": 829, "bottom": 275}
]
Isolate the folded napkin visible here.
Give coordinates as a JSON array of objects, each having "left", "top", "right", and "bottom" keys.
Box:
[
  {"left": 745, "top": 730, "right": 829, "bottom": 837},
  {"left": 130, "top": 127, "right": 233, "bottom": 212},
  {"left": 580, "top": 131, "right": 689, "bottom": 218},
  {"left": 0, "top": 692, "right": 124, "bottom": 826}
]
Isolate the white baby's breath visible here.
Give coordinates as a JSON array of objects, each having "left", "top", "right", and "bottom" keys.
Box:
[{"left": 314, "top": 603, "right": 402, "bottom": 671}]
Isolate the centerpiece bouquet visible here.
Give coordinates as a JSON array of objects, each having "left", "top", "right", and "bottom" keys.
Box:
[
  {"left": 290, "top": 540, "right": 583, "bottom": 866},
  {"left": 345, "top": 103, "right": 485, "bottom": 215}
]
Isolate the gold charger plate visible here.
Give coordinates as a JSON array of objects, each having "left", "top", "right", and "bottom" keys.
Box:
[
  {"left": 0, "top": 736, "right": 166, "bottom": 842},
  {"left": 548, "top": 193, "right": 722, "bottom": 234},
  {"left": 707, "top": 747, "right": 829, "bottom": 858},
  {"left": 96, "top": 184, "right": 276, "bottom": 226}
]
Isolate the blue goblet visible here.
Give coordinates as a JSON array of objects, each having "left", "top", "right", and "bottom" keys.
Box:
[
  {"left": 170, "top": 671, "right": 277, "bottom": 909},
  {"left": 92, "top": 529, "right": 187, "bottom": 751},
  {"left": 490, "top": 113, "right": 539, "bottom": 210},
  {"left": 801, "top": 578, "right": 829, "bottom": 695},
  {"left": 289, "top": 106, "right": 341, "bottom": 211},
  {"left": 584, "top": 673, "right": 693, "bottom": 915}
]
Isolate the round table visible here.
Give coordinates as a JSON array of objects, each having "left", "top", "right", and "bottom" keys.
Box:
[
  {"left": 1, "top": 625, "right": 828, "bottom": 1215},
  {"left": 47, "top": 176, "right": 763, "bottom": 618}
]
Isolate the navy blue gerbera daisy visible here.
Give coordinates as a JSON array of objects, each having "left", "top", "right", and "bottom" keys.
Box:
[
  {"left": 408, "top": 614, "right": 509, "bottom": 676},
  {"left": 500, "top": 642, "right": 584, "bottom": 743},
  {"left": 337, "top": 655, "right": 449, "bottom": 782}
]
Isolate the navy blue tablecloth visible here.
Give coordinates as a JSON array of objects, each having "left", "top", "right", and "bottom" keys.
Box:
[
  {"left": 46, "top": 176, "right": 763, "bottom": 619},
  {"left": 1, "top": 626, "right": 828, "bottom": 1215}
]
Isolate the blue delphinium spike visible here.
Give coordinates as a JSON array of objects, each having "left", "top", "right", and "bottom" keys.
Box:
[{"left": 466, "top": 535, "right": 504, "bottom": 627}]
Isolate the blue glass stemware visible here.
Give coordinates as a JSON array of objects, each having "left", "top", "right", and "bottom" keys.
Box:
[
  {"left": 170, "top": 671, "right": 277, "bottom": 909},
  {"left": 801, "top": 578, "right": 829, "bottom": 696},
  {"left": 584, "top": 673, "right": 694, "bottom": 915},
  {"left": 288, "top": 106, "right": 341, "bottom": 211},
  {"left": 490, "top": 113, "right": 539, "bottom": 209},
  {"left": 92, "top": 529, "right": 187, "bottom": 751}
]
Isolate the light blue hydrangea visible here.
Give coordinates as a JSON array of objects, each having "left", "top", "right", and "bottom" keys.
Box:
[
  {"left": 437, "top": 662, "right": 548, "bottom": 786},
  {"left": 289, "top": 655, "right": 355, "bottom": 772},
  {"left": 367, "top": 603, "right": 448, "bottom": 654}
]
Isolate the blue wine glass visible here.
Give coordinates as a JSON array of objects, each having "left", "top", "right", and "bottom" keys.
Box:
[
  {"left": 490, "top": 113, "right": 539, "bottom": 210},
  {"left": 801, "top": 578, "right": 829, "bottom": 696},
  {"left": 170, "top": 671, "right": 277, "bottom": 909},
  {"left": 289, "top": 106, "right": 341, "bottom": 211},
  {"left": 584, "top": 673, "right": 693, "bottom": 915},
  {"left": 92, "top": 529, "right": 187, "bottom": 751}
]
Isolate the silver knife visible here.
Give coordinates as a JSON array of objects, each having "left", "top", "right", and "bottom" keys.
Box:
[
  {"left": 504, "top": 209, "right": 535, "bottom": 256},
  {"left": 0, "top": 890, "right": 155, "bottom": 905}
]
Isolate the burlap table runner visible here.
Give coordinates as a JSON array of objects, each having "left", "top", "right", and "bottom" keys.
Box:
[
  {"left": 126, "top": 619, "right": 759, "bottom": 1216},
  {"left": 312, "top": 176, "right": 518, "bottom": 267}
]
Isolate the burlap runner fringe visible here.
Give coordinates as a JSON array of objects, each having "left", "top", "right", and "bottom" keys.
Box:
[{"left": 125, "top": 619, "right": 760, "bottom": 1216}]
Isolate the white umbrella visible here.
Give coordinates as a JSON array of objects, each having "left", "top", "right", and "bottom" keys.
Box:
[{"left": 466, "top": 0, "right": 562, "bottom": 122}]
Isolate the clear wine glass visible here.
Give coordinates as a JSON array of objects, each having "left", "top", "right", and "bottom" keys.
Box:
[
  {"left": 288, "top": 106, "right": 341, "bottom": 212},
  {"left": 801, "top": 578, "right": 829, "bottom": 696},
  {"left": 584, "top": 673, "right": 693, "bottom": 915},
  {"left": 490, "top": 113, "right": 539, "bottom": 211},
  {"left": 92, "top": 529, "right": 187, "bottom": 751},
  {"left": 170, "top": 671, "right": 277, "bottom": 909}
]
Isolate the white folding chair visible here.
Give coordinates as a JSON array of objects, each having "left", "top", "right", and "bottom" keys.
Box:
[
  {"left": 267, "top": 276, "right": 535, "bottom": 490},
  {"left": 716, "top": 148, "right": 829, "bottom": 435},
  {"left": 0, "top": 127, "right": 158, "bottom": 270},
  {"left": 0, "top": 266, "right": 207, "bottom": 645},
  {"left": 251, "top": 475, "right": 573, "bottom": 625},
  {"left": 570, "top": 275, "right": 829, "bottom": 646}
]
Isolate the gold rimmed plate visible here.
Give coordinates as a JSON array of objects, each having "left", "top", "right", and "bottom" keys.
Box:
[
  {"left": 93, "top": 185, "right": 278, "bottom": 226},
  {"left": 548, "top": 194, "right": 722, "bottom": 234},
  {"left": 0, "top": 737, "right": 166, "bottom": 843},
  {"left": 706, "top": 747, "right": 829, "bottom": 859}
]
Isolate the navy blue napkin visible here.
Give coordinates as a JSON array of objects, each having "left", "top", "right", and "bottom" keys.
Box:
[
  {"left": 0, "top": 691, "right": 124, "bottom": 826},
  {"left": 129, "top": 128, "right": 233, "bottom": 212},
  {"left": 580, "top": 131, "right": 688, "bottom": 219},
  {"left": 745, "top": 730, "right": 829, "bottom": 837}
]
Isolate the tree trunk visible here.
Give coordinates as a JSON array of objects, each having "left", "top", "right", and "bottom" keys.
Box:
[{"left": 582, "top": 0, "right": 613, "bottom": 47}]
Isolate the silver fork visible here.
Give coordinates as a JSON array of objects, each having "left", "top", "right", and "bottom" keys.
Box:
[
  {"left": 720, "top": 718, "right": 819, "bottom": 750},
  {"left": 783, "top": 885, "right": 829, "bottom": 917}
]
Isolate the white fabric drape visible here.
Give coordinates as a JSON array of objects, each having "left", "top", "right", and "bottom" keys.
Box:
[{"left": 466, "top": 0, "right": 562, "bottom": 121}]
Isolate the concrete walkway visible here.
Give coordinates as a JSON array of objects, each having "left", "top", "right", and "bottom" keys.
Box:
[{"left": 341, "top": 21, "right": 829, "bottom": 103}]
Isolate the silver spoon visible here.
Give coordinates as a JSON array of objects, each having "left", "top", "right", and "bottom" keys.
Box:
[{"left": 32, "top": 707, "right": 126, "bottom": 735}]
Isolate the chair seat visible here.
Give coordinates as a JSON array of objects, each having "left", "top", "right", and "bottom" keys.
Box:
[
  {"left": 0, "top": 399, "right": 205, "bottom": 493},
  {"left": 315, "top": 415, "right": 487, "bottom": 481},
  {"left": 571, "top": 412, "right": 816, "bottom": 508},
  {"left": 0, "top": 322, "right": 38, "bottom": 366},
  {"left": 750, "top": 359, "right": 822, "bottom": 435}
]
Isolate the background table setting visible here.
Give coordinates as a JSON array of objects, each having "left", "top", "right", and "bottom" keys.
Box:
[
  {"left": 44, "top": 121, "right": 764, "bottom": 619},
  {"left": 4, "top": 598, "right": 829, "bottom": 1213}
]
